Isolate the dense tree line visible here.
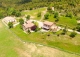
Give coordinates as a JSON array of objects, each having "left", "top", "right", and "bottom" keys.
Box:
[{"left": 0, "top": 0, "right": 80, "bottom": 18}]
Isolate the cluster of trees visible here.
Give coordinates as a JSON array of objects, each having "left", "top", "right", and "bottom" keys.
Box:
[
  {"left": 26, "top": 15, "right": 30, "bottom": 20},
  {"left": 44, "top": 13, "right": 49, "bottom": 19},
  {"left": 8, "top": 22, "right": 13, "bottom": 28},
  {"left": 7, "top": 7, "right": 21, "bottom": 17},
  {"left": 76, "top": 23, "right": 80, "bottom": 32},
  {"left": 0, "top": 0, "right": 80, "bottom": 19},
  {"left": 56, "top": 26, "right": 77, "bottom": 38},
  {"left": 19, "top": 18, "right": 24, "bottom": 29}
]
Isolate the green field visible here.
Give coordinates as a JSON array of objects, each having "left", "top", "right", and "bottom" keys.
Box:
[
  {"left": 0, "top": 20, "right": 24, "bottom": 57},
  {"left": 46, "top": 13, "right": 77, "bottom": 29},
  {"left": 21, "top": 8, "right": 77, "bottom": 29},
  {"left": 11, "top": 24, "right": 80, "bottom": 55},
  {"left": 21, "top": 7, "right": 46, "bottom": 20},
  {"left": 0, "top": 19, "right": 80, "bottom": 57}
]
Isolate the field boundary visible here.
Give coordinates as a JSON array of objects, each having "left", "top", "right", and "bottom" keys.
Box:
[{"left": 2, "top": 20, "right": 80, "bottom": 56}]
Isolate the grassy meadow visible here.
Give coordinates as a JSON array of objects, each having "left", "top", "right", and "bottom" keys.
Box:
[
  {"left": 0, "top": 20, "right": 24, "bottom": 57},
  {"left": 0, "top": 19, "right": 80, "bottom": 57},
  {"left": 11, "top": 24, "right": 80, "bottom": 55}
]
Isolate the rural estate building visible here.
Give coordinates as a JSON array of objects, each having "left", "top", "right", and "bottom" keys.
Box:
[
  {"left": 3, "top": 16, "right": 16, "bottom": 24},
  {"left": 43, "top": 21, "right": 53, "bottom": 30},
  {"left": 43, "top": 21, "right": 58, "bottom": 31},
  {"left": 23, "top": 20, "right": 37, "bottom": 32}
]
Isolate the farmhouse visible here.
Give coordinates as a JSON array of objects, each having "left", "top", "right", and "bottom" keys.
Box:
[
  {"left": 42, "top": 21, "right": 58, "bottom": 31},
  {"left": 3, "top": 16, "right": 16, "bottom": 24},
  {"left": 23, "top": 20, "right": 37, "bottom": 32},
  {"left": 43, "top": 21, "right": 53, "bottom": 30}
]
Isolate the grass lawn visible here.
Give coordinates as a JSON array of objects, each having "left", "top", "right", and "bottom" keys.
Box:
[
  {"left": 21, "top": 8, "right": 77, "bottom": 29},
  {"left": 46, "top": 13, "right": 77, "bottom": 29},
  {"left": 0, "top": 20, "right": 24, "bottom": 57},
  {"left": 21, "top": 7, "right": 47, "bottom": 20},
  {"left": 1, "top": 19, "right": 80, "bottom": 57},
  {"left": 11, "top": 24, "right": 80, "bottom": 55}
]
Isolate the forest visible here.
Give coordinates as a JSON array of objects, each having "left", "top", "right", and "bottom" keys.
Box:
[{"left": 0, "top": 0, "right": 80, "bottom": 18}]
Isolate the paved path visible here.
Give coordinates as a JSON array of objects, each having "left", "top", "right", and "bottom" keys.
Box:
[{"left": 58, "top": 27, "right": 80, "bottom": 34}]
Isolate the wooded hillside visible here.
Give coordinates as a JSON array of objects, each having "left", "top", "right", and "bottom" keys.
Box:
[{"left": 0, "top": 0, "right": 80, "bottom": 18}]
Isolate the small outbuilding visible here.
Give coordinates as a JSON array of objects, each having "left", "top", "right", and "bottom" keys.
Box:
[{"left": 3, "top": 16, "right": 16, "bottom": 24}]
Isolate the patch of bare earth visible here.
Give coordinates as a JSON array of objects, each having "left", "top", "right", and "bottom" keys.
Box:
[
  {"left": 15, "top": 48, "right": 31, "bottom": 57},
  {"left": 19, "top": 43, "right": 64, "bottom": 57},
  {"left": 15, "top": 41, "right": 79, "bottom": 57}
]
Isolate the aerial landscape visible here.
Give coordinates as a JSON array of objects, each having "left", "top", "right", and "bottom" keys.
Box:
[{"left": 0, "top": 0, "right": 80, "bottom": 57}]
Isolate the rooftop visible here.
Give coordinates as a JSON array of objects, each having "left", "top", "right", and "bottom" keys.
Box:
[
  {"left": 43, "top": 21, "right": 53, "bottom": 26},
  {"left": 23, "top": 20, "right": 35, "bottom": 28}
]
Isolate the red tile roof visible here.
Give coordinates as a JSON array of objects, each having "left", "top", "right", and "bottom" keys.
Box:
[{"left": 23, "top": 20, "right": 35, "bottom": 28}]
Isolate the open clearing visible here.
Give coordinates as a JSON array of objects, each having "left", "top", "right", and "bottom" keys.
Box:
[
  {"left": 11, "top": 24, "right": 80, "bottom": 54},
  {"left": 0, "top": 19, "right": 80, "bottom": 57}
]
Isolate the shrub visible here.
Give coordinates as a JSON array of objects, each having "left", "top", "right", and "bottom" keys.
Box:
[
  {"left": 66, "top": 12, "right": 73, "bottom": 19},
  {"left": 44, "top": 13, "right": 49, "bottom": 19},
  {"left": 54, "top": 12, "right": 59, "bottom": 18},
  {"left": 69, "top": 32, "right": 77, "bottom": 38},
  {"left": 37, "top": 12, "right": 41, "bottom": 17},
  {"left": 19, "top": 18, "right": 24, "bottom": 25},
  {"left": 26, "top": 15, "right": 30, "bottom": 20},
  {"left": 8, "top": 22, "right": 13, "bottom": 28},
  {"left": 76, "top": 26, "right": 80, "bottom": 32}
]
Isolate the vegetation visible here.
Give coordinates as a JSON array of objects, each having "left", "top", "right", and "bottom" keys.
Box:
[
  {"left": 0, "top": 20, "right": 80, "bottom": 57},
  {"left": 1, "top": 0, "right": 80, "bottom": 56},
  {"left": 76, "top": 24, "right": 80, "bottom": 32},
  {"left": 26, "top": 15, "right": 30, "bottom": 20},
  {"left": 37, "top": 12, "right": 41, "bottom": 17},
  {"left": 8, "top": 22, "right": 13, "bottom": 28},
  {"left": 44, "top": 13, "right": 49, "bottom": 19},
  {"left": 54, "top": 12, "right": 59, "bottom": 18},
  {"left": 19, "top": 18, "right": 24, "bottom": 25},
  {"left": 66, "top": 12, "right": 73, "bottom": 19},
  {"left": 0, "top": 20, "right": 23, "bottom": 57},
  {"left": 61, "top": 28, "right": 67, "bottom": 35},
  {"left": 69, "top": 32, "right": 77, "bottom": 38},
  {"left": 7, "top": 7, "right": 21, "bottom": 17},
  {"left": 0, "top": 0, "right": 80, "bottom": 18},
  {"left": 11, "top": 25, "right": 80, "bottom": 55}
]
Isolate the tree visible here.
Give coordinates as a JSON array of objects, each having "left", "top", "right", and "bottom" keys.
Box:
[
  {"left": 61, "top": 26, "right": 67, "bottom": 35},
  {"left": 29, "top": 7, "right": 33, "bottom": 10},
  {"left": 37, "top": 12, "right": 41, "bottom": 17},
  {"left": 19, "top": 18, "right": 24, "bottom": 25},
  {"left": 69, "top": 32, "right": 77, "bottom": 38},
  {"left": 76, "top": 25, "right": 80, "bottom": 32},
  {"left": 33, "top": 22, "right": 40, "bottom": 32},
  {"left": 7, "top": 7, "right": 15, "bottom": 16},
  {"left": 15, "top": 11, "right": 21, "bottom": 17},
  {"left": 47, "top": 7, "right": 52, "bottom": 11},
  {"left": 54, "top": 12, "right": 59, "bottom": 18},
  {"left": 0, "top": 12, "right": 3, "bottom": 19},
  {"left": 27, "top": 29, "right": 31, "bottom": 34},
  {"left": 55, "top": 17, "right": 59, "bottom": 22},
  {"left": 8, "top": 22, "right": 13, "bottom": 28},
  {"left": 66, "top": 12, "right": 73, "bottom": 19},
  {"left": 76, "top": 17, "right": 80, "bottom": 20},
  {"left": 26, "top": 15, "right": 30, "bottom": 20},
  {"left": 47, "top": 7, "right": 53, "bottom": 13},
  {"left": 44, "top": 13, "right": 49, "bottom": 19}
]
